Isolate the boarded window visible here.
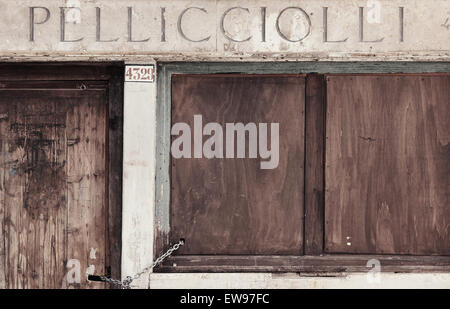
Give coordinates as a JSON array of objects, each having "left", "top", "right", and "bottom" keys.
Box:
[
  {"left": 170, "top": 75, "right": 305, "bottom": 255},
  {"left": 159, "top": 70, "right": 450, "bottom": 272},
  {"left": 325, "top": 75, "right": 450, "bottom": 255}
]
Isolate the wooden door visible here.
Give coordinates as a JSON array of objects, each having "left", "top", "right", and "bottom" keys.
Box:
[
  {"left": 325, "top": 74, "right": 450, "bottom": 255},
  {"left": 0, "top": 66, "right": 122, "bottom": 288},
  {"left": 170, "top": 75, "right": 305, "bottom": 255}
]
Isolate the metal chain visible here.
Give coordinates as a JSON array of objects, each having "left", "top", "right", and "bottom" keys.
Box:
[{"left": 97, "top": 239, "right": 185, "bottom": 289}]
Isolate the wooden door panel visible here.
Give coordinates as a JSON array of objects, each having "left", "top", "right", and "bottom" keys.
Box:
[
  {"left": 325, "top": 75, "right": 450, "bottom": 255},
  {"left": 65, "top": 92, "right": 107, "bottom": 289},
  {"left": 170, "top": 75, "right": 305, "bottom": 255},
  {"left": 0, "top": 83, "right": 108, "bottom": 288}
]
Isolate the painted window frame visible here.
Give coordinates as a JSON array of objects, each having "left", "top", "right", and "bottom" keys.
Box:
[{"left": 154, "top": 62, "right": 450, "bottom": 273}]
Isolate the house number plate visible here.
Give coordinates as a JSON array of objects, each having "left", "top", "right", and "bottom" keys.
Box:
[{"left": 125, "top": 65, "right": 155, "bottom": 83}]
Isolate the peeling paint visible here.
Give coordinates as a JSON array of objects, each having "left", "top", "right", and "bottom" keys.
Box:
[
  {"left": 85, "top": 264, "right": 95, "bottom": 276},
  {"left": 89, "top": 248, "right": 97, "bottom": 260}
]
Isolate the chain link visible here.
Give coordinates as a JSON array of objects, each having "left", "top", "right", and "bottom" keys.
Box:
[{"left": 95, "top": 239, "right": 185, "bottom": 289}]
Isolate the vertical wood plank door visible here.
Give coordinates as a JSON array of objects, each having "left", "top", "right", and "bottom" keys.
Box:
[
  {"left": 325, "top": 75, "right": 450, "bottom": 255},
  {"left": 0, "top": 78, "right": 114, "bottom": 288},
  {"left": 170, "top": 75, "right": 305, "bottom": 255}
]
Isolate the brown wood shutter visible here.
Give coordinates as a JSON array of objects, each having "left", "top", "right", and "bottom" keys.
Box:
[
  {"left": 325, "top": 74, "right": 450, "bottom": 255},
  {"left": 170, "top": 75, "right": 306, "bottom": 255},
  {"left": 160, "top": 70, "right": 450, "bottom": 273}
]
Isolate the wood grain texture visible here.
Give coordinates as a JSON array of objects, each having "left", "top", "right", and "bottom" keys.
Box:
[
  {"left": 170, "top": 75, "right": 305, "bottom": 255},
  {"left": 161, "top": 62, "right": 450, "bottom": 76},
  {"left": 0, "top": 64, "right": 115, "bottom": 81},
  {"left": 304, "top": 74, "right": 326, "bottom": 255},
  {"left": 106, "top": 67, "right": 123, "bottom": 285},
  {"left": 325, "top": 74, "right": 450, "bottom": 255},
  {"left": 0, "top": 81, "right": 108, "bottom": 288},
  {"left": 156, "top": 255, "right": 450, "bottom": 273},
  {"left": 65, "top": 89, "right": 107, "bottom": 289}
]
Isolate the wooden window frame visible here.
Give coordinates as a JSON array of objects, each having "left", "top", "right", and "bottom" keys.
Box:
[
  {"left": 0, "top": 63, "right": 124, "bottom": 281},
  {"left": 154, "top": 62, "right": 450, "bottom": 274}
]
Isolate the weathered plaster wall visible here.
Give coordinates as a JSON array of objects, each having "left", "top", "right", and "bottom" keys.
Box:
[
  {"left": 0, "top": 0, "right": 448, "bottom": 61},
  {"left": 122, "top": 61, "right": 157, "bottom": 288},
  {"left": 149, "top": 273, "right": 450, "bottom": 289}
]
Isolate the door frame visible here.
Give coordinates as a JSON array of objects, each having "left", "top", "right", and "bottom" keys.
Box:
[
  {"left": 155, "top": 61, "right": 450, "bottom": 273},
  {"left": 0, "top": 63, "right": 124, "bottom": 283}
]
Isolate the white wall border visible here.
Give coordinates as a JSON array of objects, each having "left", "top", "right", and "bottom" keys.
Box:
[
  {"left": 122, "top": 60, "right": 157, "bottom": 288},
  {"left": 149, "top": 273, "right": 450, "bottom": 289}
]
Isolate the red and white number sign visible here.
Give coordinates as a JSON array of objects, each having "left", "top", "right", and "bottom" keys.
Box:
[{"left": 125, "top": 65, "right": 155, "bottom": 83}]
